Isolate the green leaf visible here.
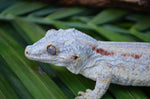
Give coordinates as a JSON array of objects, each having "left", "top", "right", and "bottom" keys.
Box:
[
  {"left": 1, "top": 2, "right": 25, "bottom": 15},
  {"left": 130, "top": 28, "right": 150, "bottom": 42},
  {"left": 1, "top": 2, "right": 46, "bottom": 15},
  {"left": 0, "top": 71, "right": 19, "bottom": 99},
  {"left": 89, "top": 9, "right": 128, "bottom": 25},
  {"left": 0, "top": 89, "right": 6, "bottom": 99},
  {"left": 45, "top": 7, "right": 86, "bottom": 20},
  {"left": 0, "top": 56, "right": 31, "bottom": 99},
  {"left": 102, "top": 24, "right": 130, "bottom": 34},
  {"left": 109, "top": 85, "right": 134, "bottom": 99},
  {"left": 0, "top": 1, "right": 14, "bottom": 12},
  {"left": 131, "top": 16, "right": 150, "bottom": 31},
  {"left": 13, "top": 19, "right": 45, "bottom": 42},
  {"left": 128, "top": 87, "right": 148, "bottom": 99},
  {"left": 28, "top": 7, "right": 62, "bottom": 17},
  {"left": 88, "top": 23, "right": 134, "bottom": 41}
]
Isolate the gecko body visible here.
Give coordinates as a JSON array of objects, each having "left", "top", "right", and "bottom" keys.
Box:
[{"left": 25, "top": 29, "right": 150, "bottom": 99}]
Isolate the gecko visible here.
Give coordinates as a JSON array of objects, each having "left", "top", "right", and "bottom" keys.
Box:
[{"left": 25, "top": 28, "right": 150, "bottom": 99}]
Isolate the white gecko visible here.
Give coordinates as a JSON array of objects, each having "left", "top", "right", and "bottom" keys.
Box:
[{"left": 25, "top": 28, "right": 150, "bottom": 99}]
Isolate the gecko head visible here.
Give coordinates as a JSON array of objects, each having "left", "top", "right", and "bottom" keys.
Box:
[{"left": 25, "top": 28, "right": 97, "bottom": 74}]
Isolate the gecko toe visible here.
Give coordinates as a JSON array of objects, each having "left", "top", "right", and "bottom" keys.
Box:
[
  {"left": 86, "top": 89, "right": 92, "bottom": 92},
  {"left": 78, "top": 91, "right": 85, "bottom": 96}
]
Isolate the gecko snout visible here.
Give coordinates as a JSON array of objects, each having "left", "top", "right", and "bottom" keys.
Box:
[
  {"left": 25, "top": 45, "right": 46, "bottom": 56},
  {"left": 25, "top": 45, "right": 35, "bottom": 56},
  {"left": 25, "top": 46, "right": 31, "bottom": 55}
]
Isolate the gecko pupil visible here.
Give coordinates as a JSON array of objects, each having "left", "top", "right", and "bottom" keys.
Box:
[{"left": 47, "top": 45, "right": 56, "bottom": 55}]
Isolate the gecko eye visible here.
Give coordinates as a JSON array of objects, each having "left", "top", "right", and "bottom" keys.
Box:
[{"left": 47, "top": 44, "right": 57, "bottom": 55}]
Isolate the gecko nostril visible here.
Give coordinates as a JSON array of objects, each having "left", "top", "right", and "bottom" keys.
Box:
[
  {"left": 25, "top": 45, "right": 32, "bottom": 55},
  {"left": 25, "top": 51, "right": 29, "bottom": 54}
]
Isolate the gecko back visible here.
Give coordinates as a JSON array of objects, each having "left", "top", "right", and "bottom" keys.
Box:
[{"left": 95, "top": 41, "right": 150, "bottom": 86}]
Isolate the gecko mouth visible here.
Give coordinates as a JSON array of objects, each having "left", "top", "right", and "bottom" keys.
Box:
[
  {"left": 25, "top": 55, "right": 60, "bottom": 65},
  {"left": 25, "top": 51, "right": 66, "bottom": 62},
  {"left": 25, "top": 54, "right": 51, "bottom": 61},
  {"left": 25, "top": 53, "right": 67, "bottom": 66},
  {"left": 25, "top": 46, "right": 68, "bottom": 65},
  {"left": 25, "top": 51, "right": 55, "bottom": 62}
]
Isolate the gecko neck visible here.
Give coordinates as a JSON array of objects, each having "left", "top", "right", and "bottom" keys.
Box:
[{"left": 79, "top": 41, "right": 117, "bottom": 73}]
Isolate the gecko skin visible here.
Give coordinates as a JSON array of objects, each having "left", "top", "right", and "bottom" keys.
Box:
[{"left": 25, "top": 28, "right": 150, "bottom": 99}]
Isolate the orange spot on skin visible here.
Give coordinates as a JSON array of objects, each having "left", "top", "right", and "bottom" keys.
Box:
[
  {"left": 90, "top": 45, "right": 142, "bottom": 59},
  {"left": 121, "top": 53, "right": 142, "bottom": 59},
  {"left": 89, "top": 44, "right": 114, "bottom": 56},
  {"left": 118, "top": 65, "right": 126, "bottom": 69},
  {"left": 95, "top": 48, "right": 114, "bottom": 56},
  {"left": 87, "top": 55, "right": 91, "bottom": 58},
  {"left": 134, "top": 54, "right": 142, "bottom": 59},
  {"left": 131, "top": 54, "right": 134, "bottom": 57},
  {"left": 107, "top": 65, "right": 112, "bottom": 68},
  {"left": 121, "top": 53, "right": 127, "bottom": 57},
  {"left": 146, "top": 65, "right": 150, "bottom": 71}
]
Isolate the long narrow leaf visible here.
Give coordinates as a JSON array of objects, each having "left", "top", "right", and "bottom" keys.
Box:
[
  {"left": 0, "top": 56, "right": 31, "bottom": 99},
  {"left": 0, "top": 89, "right": 6, "bottom": 99},
  {"left": 88, "top": 23, "right": 134, "bottom": 41},
  {"left": 45, "top": 7, "right": 86, "bottom": 20},
  {"left": 1, "top": 2, "right": 46, "bottom": 15},
  {"left": 130, "top": 28, "right": 150, "bottom": 42},
  {"left": 89, "top": 9, "right": 128, "bottom": 25}
]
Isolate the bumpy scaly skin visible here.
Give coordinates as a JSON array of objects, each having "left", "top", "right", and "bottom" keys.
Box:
[{"left": 25, "top": 28, "right": 150, "bottom": 99}]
